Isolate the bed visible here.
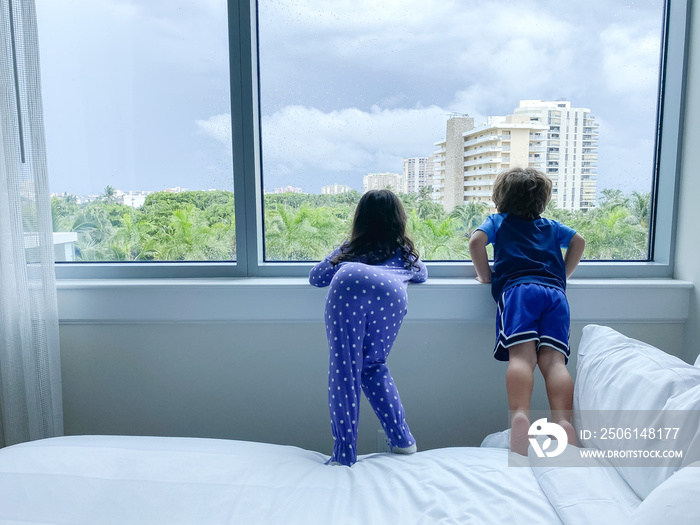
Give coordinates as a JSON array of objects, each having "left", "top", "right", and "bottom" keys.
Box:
[{"left": 1, "top": 324, "right": 699, "bottom": 525}]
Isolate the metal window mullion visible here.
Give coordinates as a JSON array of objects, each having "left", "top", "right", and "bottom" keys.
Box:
[{"left": 229, "top": 0, "right": 262, "bottom": 277}]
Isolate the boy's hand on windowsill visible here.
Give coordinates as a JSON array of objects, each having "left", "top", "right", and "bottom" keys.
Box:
[{"left": 475, "top": 275, "right": 491, "bottom": 284}]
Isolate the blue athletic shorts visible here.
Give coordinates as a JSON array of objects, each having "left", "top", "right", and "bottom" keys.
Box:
[{"left": 494, "top": 283, "right": 570, "bottom": 363}]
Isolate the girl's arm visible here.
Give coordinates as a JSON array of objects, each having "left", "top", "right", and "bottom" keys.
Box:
[
  {"left": 309, "top": 247, "right": 343, "bottom": 287},
  {"left": 468, "top": 230, "right": 492, "bottom": 284},
  {"left": 564, "top": 233, "right": 586, "bottom": 279},
  {"left": 409, "top": 257, "right": 428, "bottom": 283}
]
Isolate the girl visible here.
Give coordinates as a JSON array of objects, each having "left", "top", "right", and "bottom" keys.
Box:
[{"left": 309, "top": 189, "right": 427, "bottom": 466}]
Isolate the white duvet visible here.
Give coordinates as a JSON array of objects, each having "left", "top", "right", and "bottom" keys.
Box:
[{"left": 0, "top": 435, "right": 562, "bottom": 525}]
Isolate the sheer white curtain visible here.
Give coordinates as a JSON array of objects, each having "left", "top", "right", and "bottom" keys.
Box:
[{"left": 0, "top": 0, "right": 63, "bottom": 447}]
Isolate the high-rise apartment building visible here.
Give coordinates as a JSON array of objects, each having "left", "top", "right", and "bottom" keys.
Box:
[
  {"left": 362, "top": 172, "right": 403, "bottom": 193},
  {"left": 402, "top": 157, "right": 435, "bottom": 194},
  {"left": 514, "top": 100, "right": 598, "bottom": 211},
  {"left": 432, "top": 115, "right": 475, "bottom": 210},
  {"left": 433, "top": 102, "right": 598, "bottom": 212},
  {"left": 461, "top": 115, "right": 549, "bottom": 208}
]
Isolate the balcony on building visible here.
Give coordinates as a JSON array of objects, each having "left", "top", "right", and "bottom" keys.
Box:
[
  {"left": 466, "top": 145, "right": 503, "bottom": 156},
  {"left": 464, "top": 168, "right": 501, "bottom": 177},
  {"left": 463, "top": 134, "right": 503, "bottom": 147},
  {"left": 464, "top": 180, "right": 495, "bottom": 188},
  {"left": 463, "top": 190, "right": 493, "bottom": 197},
  {"left": 464, "top": 157, "right": 500, "bottom": 167}
]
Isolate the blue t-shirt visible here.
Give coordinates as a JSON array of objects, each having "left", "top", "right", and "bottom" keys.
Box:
[{"left": 475, "top": 213, "right": 577, "bottom": 301}]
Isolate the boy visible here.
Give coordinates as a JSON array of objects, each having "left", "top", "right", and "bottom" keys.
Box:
[{"left": 469, "top": 167, "right": 585, "bottom": 455}]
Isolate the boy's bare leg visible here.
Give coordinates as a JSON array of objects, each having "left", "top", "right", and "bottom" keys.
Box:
[
  {"left": 506, "top": 342, "right": 538, "bottom": 455},
  {"left": 537, "top": 346, "right": 576, "bottom": 445}
]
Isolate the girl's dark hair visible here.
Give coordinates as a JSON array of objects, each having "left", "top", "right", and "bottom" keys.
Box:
[
  {"left": 492, "top": 167, "right": 552, "bottom": 219},
  {"left": 330, "top": 189, "right": 420, "bottom": 269}
]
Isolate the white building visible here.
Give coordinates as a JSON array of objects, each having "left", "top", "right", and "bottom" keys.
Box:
[
  {"left": 434, "top": 103, "right": 598, "bottom": 212},
  {"left": 119, "top": 191, "right": 151, "bottom": 209},
  {"left": 402, "top": 157, "right": 433, "bottom": 194},
  {"left": 432, "top": 115, "right": 475, "bottom": 210},
  {"left": 272, "top": 186, "right": 303, "bottom": 194},
  {"left": 362, "top": 172, "right": 403, "bottom": 193},
  {"left": 321, "top": 184, "right": 352, "bottom": 195},
  {"left": 461, "top": 115, "right": 549, "bottom": 209},
  {"left": 514, "top": 100, "right": 598, "bottom": 211}
]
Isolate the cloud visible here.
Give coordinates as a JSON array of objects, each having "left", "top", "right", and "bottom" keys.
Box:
[
  {"left": 196, "top": 114, "right": 232, "bottom": 146},
  {"left": 600, "top": 23, "right": 662, "bottom": 103},
  {"left": 195, "top": 104, "right": 452, "bottom": 192},
  {"left": 260, "top": 104, "right": 450, "bottom": 191}
]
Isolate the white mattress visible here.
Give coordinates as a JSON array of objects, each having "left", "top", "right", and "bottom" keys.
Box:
[{"left": 0, "top": 435, "right": 562, "bottom": 525}]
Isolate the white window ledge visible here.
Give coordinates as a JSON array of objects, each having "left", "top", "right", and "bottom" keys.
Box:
[{"left": 56, "top": 278, "right": 692, "bottom": 324}]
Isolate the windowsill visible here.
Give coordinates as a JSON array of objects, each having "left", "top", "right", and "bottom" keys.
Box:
[{"left": 56, "top": 277, "right": 693, "bottom": 324}]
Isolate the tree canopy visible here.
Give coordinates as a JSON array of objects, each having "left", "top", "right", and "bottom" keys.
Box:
[{"left": 51, "top": 189, "right": 651, "bottom": 262}]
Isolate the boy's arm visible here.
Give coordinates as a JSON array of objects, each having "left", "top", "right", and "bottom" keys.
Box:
[
  {"left": 564, "top": 233, "right": 586, "bottom": 279},
  {"left": 468, "top": 230, "right": 492, "bottom": 284}
]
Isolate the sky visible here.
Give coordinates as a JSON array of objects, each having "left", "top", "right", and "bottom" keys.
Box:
[{"left": 35, "top": 0, "right": 665, "bottom": 197}]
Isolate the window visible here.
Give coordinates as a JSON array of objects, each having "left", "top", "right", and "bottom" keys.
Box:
[
  {"left": 38, "top": 1, "right": 235, "bottom": 266},
  {"left": 44, "top": 0, "right": 690, "bottom": 279},
  {"left": 255, "top": 0, "right": 673, "bottom": 265}
]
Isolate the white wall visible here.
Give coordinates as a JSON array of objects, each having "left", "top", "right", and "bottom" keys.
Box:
[
  {"left": 58, "top": 281, "right": 689, "bottom": 457},
  {"left": 675, "top": 0, "right": 700, "bottom": 364}
]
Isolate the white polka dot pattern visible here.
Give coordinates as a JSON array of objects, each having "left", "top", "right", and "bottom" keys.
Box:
[{"left": 309, "top": 247, "right": 427, "bottom": 466}]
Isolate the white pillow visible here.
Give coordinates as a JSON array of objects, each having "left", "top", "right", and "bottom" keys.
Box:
[
  {"left": 574, "top": 324, "right": 700, "bottom": 498},
  {"left": 624, "top": 462, "right": 700, "bottom": 525},
  {"left": 575, "top": 324, "right": 700, "bottom": 412},
  {"left": 480, "top": 429, "right": 509, "bottom": 449},
  {"left": 529, "top": 445, "right": 641, "bottom": 525}
]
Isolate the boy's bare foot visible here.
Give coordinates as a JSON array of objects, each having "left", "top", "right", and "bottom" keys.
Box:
[
  {"left": 557, "top": 419, "right": 577, "bottom": 446},
  {"left": 510, "top": 412, "right": 530, "bottom": 456}
]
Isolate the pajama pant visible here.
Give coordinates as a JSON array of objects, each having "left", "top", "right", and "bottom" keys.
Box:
[{"left": 325, "top": 262, "right": 415, "bottom": 466}]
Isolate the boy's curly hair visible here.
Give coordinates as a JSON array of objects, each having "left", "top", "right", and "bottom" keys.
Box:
[{"left": 492, "top": 167, "right": 552, "bottom": 219}]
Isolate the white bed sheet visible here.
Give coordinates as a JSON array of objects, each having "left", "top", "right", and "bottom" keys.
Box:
[{"left": 0, "top": 435, "right": 563, "bottom": 525}]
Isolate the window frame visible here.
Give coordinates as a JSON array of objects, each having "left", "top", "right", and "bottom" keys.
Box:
[{"left": 54, "top": 0, "right": 691, "bottom": 280}]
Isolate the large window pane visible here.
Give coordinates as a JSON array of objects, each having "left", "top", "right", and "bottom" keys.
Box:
[
  {"left": 37, "top": 0, "right": 235, "bottom": 262},
  {"left": 257, "top": 0, "right": 665, "bottom": 261}
]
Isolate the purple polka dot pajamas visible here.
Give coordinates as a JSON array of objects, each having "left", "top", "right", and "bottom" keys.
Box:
[{"left": 309, "top": 247, "right": 428, "bottom": 466}]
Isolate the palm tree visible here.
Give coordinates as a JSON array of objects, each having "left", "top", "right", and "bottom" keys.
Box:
[
  {"left": 418, "top": 185, "right": 433, "bottom": 201},
  {"left": 149, "top": 205, "right": 216, "bottom": 260},
  {"left": 407, "top": 212, "right": 468, "bottom": 260},
  {"left": 265, "top": 204, "right": 346, "bottom": 261},
  {"left": 69, "top": 204, "right": 117, "bottom": 261},
  {"left": 102, "top": 185, "right": 118, "bottom": 204},
  {"left": 106, "top": 212, "right": 156, "bottom": 261},
  {"left": 449, "top": 201, "right": 488, "bottom": 237},
  {"left": 416, "top": 199, "right": 446, "bottom": 221},
  {"left": 629, "top": 191, "right": 651, "bottom": 229},
  {"left": 598, "top": 189, "right": 628, "bottom": 211},
  {"left": 577, "top": 206, "right": 648, "bottom": 260}
]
